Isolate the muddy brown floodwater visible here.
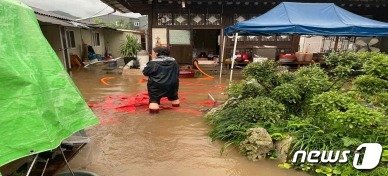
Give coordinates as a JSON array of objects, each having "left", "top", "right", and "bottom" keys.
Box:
[{"left": 67, "top": 68, "right": 308, "bottom": 176}]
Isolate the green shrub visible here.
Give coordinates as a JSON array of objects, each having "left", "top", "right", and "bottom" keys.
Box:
[
  {"left": 308, "top": 91, "right": 386, "bottom": 148},
  {"left": 353, "top": 75, "right": 388, "bottom": 95},
  {"left": 373, "top": 92, "right": 388, "bottom": 113},
  {"left": 310, "top": 91, "right": 358, "bottom": 115},
  {"left": 208, "top": 107, "right": 255, "bottom": 144},
  {"left": 207, "top": 52, "right": 388, "bottom": 175},
  {"left": 327, "top": 104, "right": 384, "bottom": 138},
  {"left": 293, "top": 66, "right": 332, "bottom": 97},
  {"left": 364, "top": 53, "right": 388, "bottom": 80},
  {"left": 227, "top": 81, "right": 244, "bottom": 98},
  {"left": 284, "top": 118, "right": 343, "bottom": 152},
  {"left": 325, "top": 52, "right": 365, "bottom": 78},
  {"left": 271, "top": 83, "right": 301, "bottom": 104},
  {"left": 208, "top": 96, "right": 285, "bottom": 145},
  {"left": 271, "top": 83, "right": 302, "bottom": 114},
  {"left": 277, "top": 69, "right": 296, "bottom": 85},
  {"left": 238, "top": 97, "right": 285, "bottom": 123},
  {"left": 227, "top": 79, "right": 266, "bottom": 98},
  {"left": 360, "top": 165, "right": 388, "bottom": 176},
  {"left": 242, "top": 60, "right": 279, "bottom": 90}
]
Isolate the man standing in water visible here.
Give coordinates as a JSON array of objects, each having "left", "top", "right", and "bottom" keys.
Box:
[{"left": 143, "top": 46, "right": 180, "bottom": 113}]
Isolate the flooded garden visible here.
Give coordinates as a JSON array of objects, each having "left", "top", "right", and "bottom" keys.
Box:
[
  {"left": 65, "top": 52, "right": 388, "bottom": 176},
  {"left": 67, "top": 67, "right": 306, "bottom": 176}
]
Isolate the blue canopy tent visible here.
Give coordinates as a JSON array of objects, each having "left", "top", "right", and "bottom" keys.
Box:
[{"left": 223, "top": 2, "right": 388, "bottom": 81}]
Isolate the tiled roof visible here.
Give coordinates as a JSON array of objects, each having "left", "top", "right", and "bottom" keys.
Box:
[{"left": 32, "top": 7, "right": 94, "bottom": 29}]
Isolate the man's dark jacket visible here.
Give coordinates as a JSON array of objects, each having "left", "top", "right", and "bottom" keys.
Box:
[{"left": 143, "top": 56, "right": 179, "bottom": 102}]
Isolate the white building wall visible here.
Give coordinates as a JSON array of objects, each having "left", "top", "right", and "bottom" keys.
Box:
[
  {"left": 299, "top": 36, "right": 323, "bottom": 53},
  {"left": 103, "top": 29, "right": 141, "bottom": 58},
  {"left": 64, "top": 27, "right": 106, "bottom": 60}
]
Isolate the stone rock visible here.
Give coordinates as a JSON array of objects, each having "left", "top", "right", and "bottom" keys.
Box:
[
  {"left": 274, "top": 136, "right": 293, "bottom": 163},
  {"left": 240, "top": 127, "right": 273, "bottom": 161}
]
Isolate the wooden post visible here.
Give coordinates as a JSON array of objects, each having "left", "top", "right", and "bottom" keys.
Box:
[
  {"left": 334, "top": 36, "right": 339, "bottom": 51},
  {"left": 147, "top": 10, "right": 153, "bottom": 57}
]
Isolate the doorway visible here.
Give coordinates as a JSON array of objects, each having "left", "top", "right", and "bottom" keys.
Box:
[
  {"left": 192, "top": 29, "right": 221, "bottom": 60},
  {"left": 168, "top": 29, "right": 221, "bottom": 65},
  {"left": 169, "top": 29, "right": 192, "bottom": 64},
  {"left": 59, "top": 26, "right": 71, "bottom": 70}
]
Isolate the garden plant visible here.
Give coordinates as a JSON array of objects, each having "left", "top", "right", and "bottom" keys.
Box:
[
  {"left": 206, "top": 52, "right": 388, "bottom": 176},
  {"left": 120, "top": 34, "right": 142, "bottom": 67}
]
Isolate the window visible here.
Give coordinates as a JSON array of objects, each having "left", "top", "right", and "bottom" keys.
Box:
[
  {"left": 190, "top": 13, "right": 221, "bottom": 26},
  {"left": 190, "top": 13, "right": 205, "bottom": 25},
  {"left": 157, "top": 13, "right": 173, "bottom": 25},
  {"left": 234, "top": 14, "right": 260, "bottom": 24},
  {"left": 66, "top": 30, "right": 76, "bottom": 48},
  {"left": 206, "top": 14, "right": 221, "bottom": 25},
  {"left": 169, "top": 30, "right": 190, "bottom": 45},
  {"left": 174, "top": 14, "right": 188, "bottom": 25},
  {"left": 234, "top": 14, "right": 247, "bottom": 23},
  {"left": 92, "top": 32, "right": 100, "bottom": 46},
  {"left": 134, "top": 22, "right": 140, "bottom": 26}
]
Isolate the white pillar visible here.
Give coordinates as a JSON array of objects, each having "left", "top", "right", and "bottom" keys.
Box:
[
  {"left": 229, "top": 33, "right": 239, "bottom": 83},
  {"left": 219, "top": 36, "right": 226, "bottom": 80}
]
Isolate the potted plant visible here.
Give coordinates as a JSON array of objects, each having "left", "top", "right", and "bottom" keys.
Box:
[{"left": 120, "top": 34, "right": 141, "bottom": 68}]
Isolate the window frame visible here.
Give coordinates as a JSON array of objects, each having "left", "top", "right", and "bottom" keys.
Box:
[
  {"left": 66, "top": 30, "right": 76, "bottom": 49},
  {"left": 92, "top": 32, "right": 101, "bottom": 47}
]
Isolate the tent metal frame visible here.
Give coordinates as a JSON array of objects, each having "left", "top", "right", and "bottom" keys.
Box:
[{"left": 219, "top": 32, "right": 239, "bottom": 83}]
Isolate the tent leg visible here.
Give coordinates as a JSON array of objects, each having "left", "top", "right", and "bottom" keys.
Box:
[
  {"left": 40, "top": 159, "right": 50, "bottom": 176},
  {"left": 61, "top": 147, "right": 75, "bottom": 176},
  {"left": 219, "top": 36, "right": 226, "bottom": 80},
  {"left": 229, "top": 33, "right": 239, "bottom": 83},
  {"left": 26, "top": 154, "right": 39, "bottom": 176}
]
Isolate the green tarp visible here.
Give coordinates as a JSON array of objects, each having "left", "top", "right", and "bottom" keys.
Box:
[{"left": 0, "top": 0, "right": 99, "bottom": 166}]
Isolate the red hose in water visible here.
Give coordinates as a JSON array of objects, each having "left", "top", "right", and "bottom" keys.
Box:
[{"left": 193, "top": 60, "right": 214, "bottom": 79}]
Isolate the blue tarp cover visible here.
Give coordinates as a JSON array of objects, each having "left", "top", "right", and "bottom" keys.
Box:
[{"left": 225, "top": 2, "right": 388, "bottom": 36}]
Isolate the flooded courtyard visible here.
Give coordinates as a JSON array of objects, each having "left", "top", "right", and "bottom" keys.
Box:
[{"left": 67, "top": 68, "right": 307, "bottom": 176}]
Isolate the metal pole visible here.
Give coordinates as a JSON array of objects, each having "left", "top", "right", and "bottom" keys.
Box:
[
  {"left": 40, "top": 159, "right": 50, "bottom": 176},
  {"left": 26, "top": 154, "right": 39, "bottom": 176},
  {"left": 219, "top": 36, "right": 226, "bottom": 80},
  {"left": 60, "top": 147, "right": 75, "bottom": 176},
  {"left": 229, "top": 33, "right": 239, "bottom": 83}
]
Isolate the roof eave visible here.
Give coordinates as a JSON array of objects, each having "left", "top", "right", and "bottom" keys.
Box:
[{"left": 100, "top": 0, "right": 132, "bottom": 13}]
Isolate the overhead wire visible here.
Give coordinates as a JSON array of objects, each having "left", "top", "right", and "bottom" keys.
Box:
[{"left": 91, "top": 5, "right": 109, "bottom": 17}]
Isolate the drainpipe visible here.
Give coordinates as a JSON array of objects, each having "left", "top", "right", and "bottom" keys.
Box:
[{"left": 75, "top": 9, "right": 116, "bottom": 21}]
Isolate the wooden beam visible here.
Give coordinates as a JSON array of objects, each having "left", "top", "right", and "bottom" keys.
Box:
[
  {"left": 147, "top": 6, "right": 154, "bottom": 54},
  {"left": 334, "top": 36, "right": 339, "bottom": 51},
  {"left": 110, "top": 0, "right": 386, "bottom": 16}
]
